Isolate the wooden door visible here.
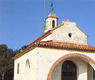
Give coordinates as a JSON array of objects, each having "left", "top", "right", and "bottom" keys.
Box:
[{"left": 62, "top": 60, "right": 77, "bottom": 80}]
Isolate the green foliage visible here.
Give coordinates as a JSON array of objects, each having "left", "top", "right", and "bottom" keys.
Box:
[
  {"left": 13, "top": 49, "right": 20, "bottom": 55},
  {"left": 0, "top": 44, "right": 14, "bottom": 80},
  {"left": 13, "top": 45, "right": 28, "bottom": 55},
  {"left": 21, "top": 45, "right": 28, "bottom": 50},
  {"left": 0, "top": 44, "right": 28, "bottom": 80}
]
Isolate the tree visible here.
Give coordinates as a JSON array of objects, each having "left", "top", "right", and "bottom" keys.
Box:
[
  {"left": 0, "top": 44, "right": 28, "bottom": 80},
  {"left": 13, "top": 49, "right": 20, "bottom": 55},
  {"left": 21, "top": 45, "right": 28, "bottom": 50},
  {"left": 13, "top": 45, "right": 28, "bottom": 55},
  {"left": 0, "top": 44, "right": 14, "bottom": 80}
]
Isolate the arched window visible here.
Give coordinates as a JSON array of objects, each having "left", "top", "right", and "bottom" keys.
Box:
[
  {"left": 17, "top": 63, "right": 19, "bottom": 74},
  {"left": 52, "top": 20, "right": 55, "bottom": 28},
  {"left": 62, "top": 60, "right": 77, "bottom": 80},
  {"left": 26, "top": 59, "right": 30, "bottom": 68}
]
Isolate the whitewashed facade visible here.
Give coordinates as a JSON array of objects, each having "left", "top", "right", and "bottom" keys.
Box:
[{"left": 14, "top": 13, "right": 95, "bottom": 80}]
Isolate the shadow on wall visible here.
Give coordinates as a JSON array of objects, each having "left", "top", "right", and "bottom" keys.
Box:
[{"left": 93, "top": 70, "right": 95, "bottom": 80}]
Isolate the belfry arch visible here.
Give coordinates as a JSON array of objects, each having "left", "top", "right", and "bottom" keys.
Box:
[{"left": 47, "top": 53, "right": 95, "bottom": 80}]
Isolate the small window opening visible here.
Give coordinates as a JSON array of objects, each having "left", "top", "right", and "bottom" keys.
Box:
[
  {"left": 52, "top": 20, "right": 55, "bottom": 28},
  {"left": 26, "top": 59, "right": 30, "bottom": 69},
  {"left": 68, "top": 33, "right": 72, "bottom": 38},
  {"left": 17, "top": 63, "right": 19, "bottom": 74}
]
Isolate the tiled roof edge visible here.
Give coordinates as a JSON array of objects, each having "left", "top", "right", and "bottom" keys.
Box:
[
  {"left": 36, "top": 41, "right": 95, "bottom": 53},
  {"left": 13, "top": 30, "right": 52, "bottom": 60}
]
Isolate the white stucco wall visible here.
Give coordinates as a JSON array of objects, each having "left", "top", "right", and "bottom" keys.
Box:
[
  {"left": 51, "top": 62, "right": 62, "bottom": 80},
  {"left": 71, "top": 58, "right": 88, "bottom": 80},
  {"left": 51, "top": 57, "right": 88, "bottom": 80},
  {"left": 37, "top": 47, "right": 95, "bottom": 80},
  {"left": 45, "top": 18, "right": 58, "bottom": 32},
  {"left": 39, "top": 48, "right": 95, "bottom": 79},
  {"left": 88, "top": 65, "right": 93, "bottom": 80},
  {"left": 43, "top": 21, "right": 87, "bottom": 45},
  {"left": 14, "top": 49, "right": 38, "bottom": 80},
  {"left": 41, "top": 34, "right": 52, "bottom": 41},
  {"left": 14, "top": 47, "right": 95, "bottom": 80},
  {"left": 51, "top": 21, "right": 87, "bottom": 45}
]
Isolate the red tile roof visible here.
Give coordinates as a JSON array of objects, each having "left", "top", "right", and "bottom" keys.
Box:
[
  {"left": 13, "top": 22, "right": 90, "bottom": 60},
  {"left": 13, "top": 30, "right": 52, "bottom": 60},
  {"left": 45, "top": 13, "right": 58, "bottom": 19},
  {"left": 13, "top": 40, "right": 95, "bottom": 60},
  {"left": 36, "top": 41, "right": 95, "bottom": 52}
]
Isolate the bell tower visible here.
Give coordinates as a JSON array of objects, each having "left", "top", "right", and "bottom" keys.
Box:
[
  {"left": 45, "top": 13, "right": 58, "bottom": 32},
  {"left": 44, "top": 1, "right": 58, "bottom": 32}
]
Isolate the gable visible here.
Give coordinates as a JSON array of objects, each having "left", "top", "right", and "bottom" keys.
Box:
[
  {"left": 13, "top": 20, "right": 89, "bottom": 60},
  {"left": 49, "top": 21, "right": 88, "bottom": 45}
]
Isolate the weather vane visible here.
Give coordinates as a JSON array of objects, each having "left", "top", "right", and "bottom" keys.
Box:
[{"left": 50, "top": 1, "right": 54, "bottom": 13}]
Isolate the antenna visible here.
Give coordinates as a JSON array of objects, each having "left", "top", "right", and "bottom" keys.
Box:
[
  {"left": 44, "top": 0, "right": 46, "bottom": 31},
  {"left": 44, "top": 0, "right": 46, "bottom": 18}
]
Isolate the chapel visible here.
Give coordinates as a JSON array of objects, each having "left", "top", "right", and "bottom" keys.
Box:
[{"left": 13, "top": 13, "right": 95, "bottom": 80}]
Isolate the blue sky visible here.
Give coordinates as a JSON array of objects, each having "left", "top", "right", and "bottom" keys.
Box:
[{"left": 0, "top": 0, "right": 95, "bottom": 50}]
